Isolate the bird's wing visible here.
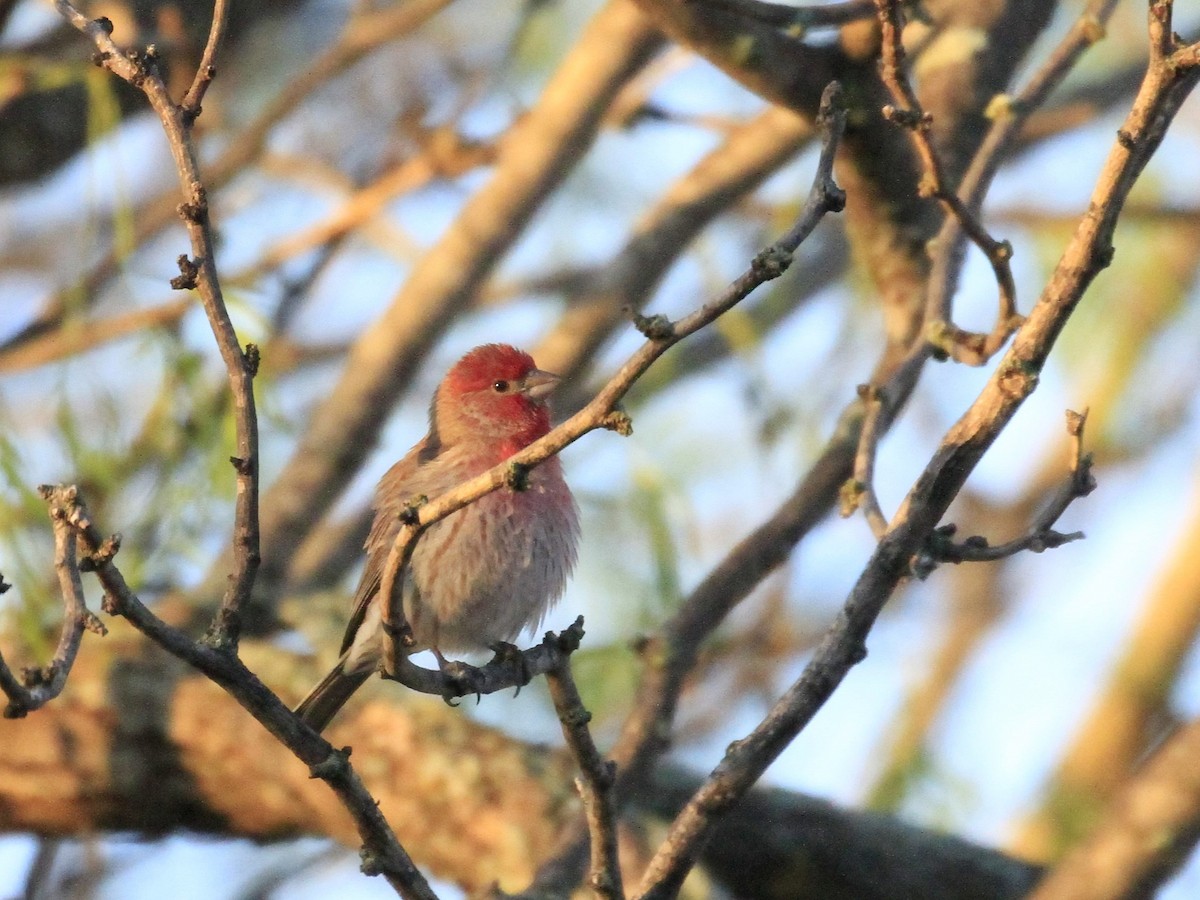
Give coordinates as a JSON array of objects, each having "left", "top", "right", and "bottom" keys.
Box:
[{"left": 337, "top": 435, "right": 459, "bottom": 655}]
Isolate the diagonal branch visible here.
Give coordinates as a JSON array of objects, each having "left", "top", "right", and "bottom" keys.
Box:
[
  {"left": 37, "top": 485, "right": 437, "bottom": 900},
  {"left": 179, "top": 0, "right": 229, "bottom": 119},
  {"left": 630, "top": 12, "right": 1200, "bottom": 896}
]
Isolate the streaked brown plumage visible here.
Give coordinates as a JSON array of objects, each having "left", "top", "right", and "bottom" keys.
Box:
[{"left": 295, "top": 344, "right": 579, "bottom": 731}]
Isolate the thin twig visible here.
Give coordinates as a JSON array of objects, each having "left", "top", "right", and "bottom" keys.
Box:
[
  {"left": 55, "top": 0, "right": 261, "bottom": 651},
  {"left": 919, "top": 409, "right": 1095, "bottom": 570},
  {"left": 179, "top": 0, "right": 230, "bottom": 120},
  {"left": 377, "top": 81, "right": 847, "bottom": 697},
  {"left": 923, "top": 0, "right": 1120, "bottom": 362},
  {"left": 841, "top": 382, "right": 889, "bottom": 539},
  {"left": 874, "top": 0, "right": 1021, "bottom": 365},
  {"left": 545, "top": 651, "right": 624, "bottom": 900},
  {"left": 0, "top": 487, "right": 106, "bottom": 719}
]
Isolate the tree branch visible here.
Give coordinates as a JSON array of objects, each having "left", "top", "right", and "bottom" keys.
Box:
[
  {"left": 629, "top": 14, "right": 1200, "bottom": 895},
  {"left": 54, "top": 0, "right": 261, "bottom": 651},
  {"left": 0, "top": 489, "right": 106, "bottom": 718},
  {"left": 1026, "top": 715, "right": 1200, "bottom": 900},
  {"left": 545, "top": 656, "right": 624, "bottom": 900},
  {"left": 874, "top": 0, "right": 1021, "bottom": 366},
  {"left": 35, "top": 485, "right": 438, "bottom": 900}
]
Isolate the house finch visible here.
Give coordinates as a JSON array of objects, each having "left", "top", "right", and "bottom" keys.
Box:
[{"left": 295, "top": 344, "right": 579, "bottom": 731}]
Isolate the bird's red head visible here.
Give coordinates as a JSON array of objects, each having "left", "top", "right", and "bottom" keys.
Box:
[{"left": 435, "top": 344, "right": 559, "bottom": 458}]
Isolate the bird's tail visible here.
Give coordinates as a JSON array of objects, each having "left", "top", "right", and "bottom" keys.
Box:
[{"left": 294, "top": 657, "right": 373, "bottom": 733}]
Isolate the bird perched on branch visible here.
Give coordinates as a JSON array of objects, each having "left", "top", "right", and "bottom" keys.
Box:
[{"left": 295, "top": 344, "right": 579, "bottom": 731}]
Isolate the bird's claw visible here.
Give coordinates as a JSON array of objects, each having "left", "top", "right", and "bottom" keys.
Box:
[
  {"left": 489, "top": 641, "right": 532, "bottom": 695},
  {"left": 435, "top": 652, "right": 480, "bottom": 706}
]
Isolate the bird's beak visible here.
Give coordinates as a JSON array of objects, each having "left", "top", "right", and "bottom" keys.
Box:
[{"left": 521, "top": 368, "right": 561, "bottom": 401}]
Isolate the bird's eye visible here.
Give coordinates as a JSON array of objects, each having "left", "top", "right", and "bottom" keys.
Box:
[{"left": 492, "top": 380, "right": 510, "bottom": 393}]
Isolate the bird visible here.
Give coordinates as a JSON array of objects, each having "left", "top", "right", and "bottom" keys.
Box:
[{"left": 294, "top": 343, "right": 580, "bottom": 732}]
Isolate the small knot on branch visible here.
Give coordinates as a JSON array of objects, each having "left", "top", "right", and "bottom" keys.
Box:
[
  {"left": 359, "top": 848, "right": 382, "bottom": 877},
  {"left": 170, "top": 255, "right": 199, "bottom": 290},
  {"left": 855, "top": 382, "right": 880, "bottom": 402},
  {"left": 562, "top": 706, "right": 593, "bottom": 728},
  {"left": 178, "top": 188, "right": 209, "bottom": 224},
  {"left": 601, "top": 409, "right": 633, "bottom": 436},
  {"left": 506, "top": 461, "right": 530, "bottom": 492},
  {"left": 79, "top": 533, "right": 121, "bottom": 571},
  {"left": 83, "top": 611, "right": 108, "bottom": 636},
  {"left": 752, "top": 246, "right": 793, "bottom": 279},
  {"left": 838, "top": 479, "right": 867, "bottom": 518},
  {"left": 548, "top": 616, "right": 586, "bottom": 654},
  {"left": 882, "top": 105, "right": 931, "bottom": 130},
  {"left": 22, "top": 664, "right": 53, "bottom": 688},
  {"left": 308, "top": 746, "right": 352, "bottom": 779},
  {"left": 631, "top": 311, "right": 675, "bottom": 340},
  {"left": 398, "top": 496, "right": 426, "bottom": 526},
  {"left": 997, "top": 358, "right": 1040, "bottom": 398}
]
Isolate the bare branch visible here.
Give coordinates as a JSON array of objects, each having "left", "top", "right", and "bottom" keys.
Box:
[
  {"left": 919, "top": 409, "right": 1095, "bottom": 569},
  {"left": 630, "top": 23, "right": 1200, "bottom": 897},
  {"left": 546, "top": 657, "right": 624, "bottom": 900},
  {"left": 924, "top": 0, "right": 1121, "bottom": 363},
  {"left": 874, "top": 0, "right": 1021, "bottom": 366},
  {"left": 38, "top": 485, "right": 437, "bottom": 900},
  {"left": 55, "top": 0, "right": 261, "bottom": 650},
  {"left": 179, "top": 0, "right": 230, "bottom": 120},
  {"left": 0, "top": 488, "right": 105, "bottom": 718},
  {"left": 841, "top": 382, "right": 889, "bottom": 540}
]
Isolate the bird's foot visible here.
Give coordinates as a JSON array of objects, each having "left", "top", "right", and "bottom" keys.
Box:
[
  {"left": 434, "top": 650, "right": 478, "bottom": 706},
  {"left": 489, "top": 641, "right": 532, "bottom": 695}
]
